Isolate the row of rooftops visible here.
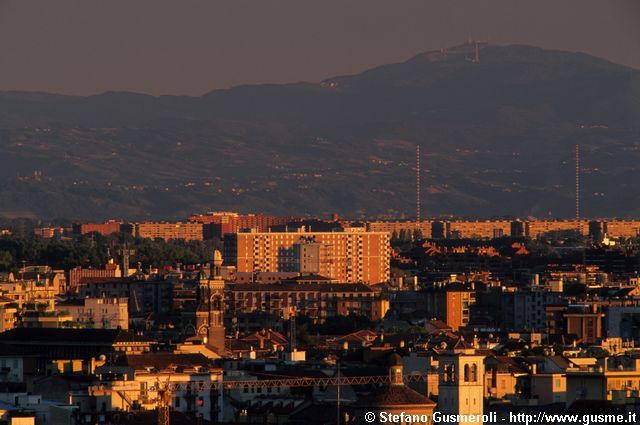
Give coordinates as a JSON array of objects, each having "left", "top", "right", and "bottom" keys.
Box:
[
  {"left": 0, "top": 328, "right": 153, "bottom": 345},
  {"left": 227, "top": 281, "right": 378, "bottom": 293}
]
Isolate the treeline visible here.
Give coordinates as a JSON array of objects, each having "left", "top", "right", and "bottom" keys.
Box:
[{"left": 0, "top": 233, "right": 222, "bottom": 272}]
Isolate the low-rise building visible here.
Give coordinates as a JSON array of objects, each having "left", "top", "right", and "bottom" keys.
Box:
[
  {"left": 58, "top": 297, "right": 129, "bottom": 330},
  {"left": 92, "top": 353, "right": 224, "bottom": 422},
  {"left": 566, "top": 356, "right": 640, "bottom": 405}
]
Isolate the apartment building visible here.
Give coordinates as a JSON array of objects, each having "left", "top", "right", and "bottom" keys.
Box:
[
  {"left": 189, "top": 211, "right": 298, "bottom": 239},
  {"left": 58, "top": 297, "right": 129, "bottom": 330},
  {"left": 72, "top": 220, "right": 124, "bottom": 236},
  {"left": 226, "top": 282, "right": 389, "bottom": 323},
  {"left": 545, "top": 304, "right": 604, "bottom": 344},
  {"left": 526, "top": 220, "right": 589, "bottom": 238},
  {"left": 446, "top": 220, "right": 512, "bottom": 239},
  {"left": 421, "top": 282, "right": 476, "bottom": 331},
  {"left": 68, "top": 263, "right": 122, "bottom": 292},
  {"left": 92, "top": 353, "right": 224, "bottom": 422},
  {"left": 134, "top": 222, "right": 204, "bottom": 241},
  {"left": 603, "top": 220, "right": 640, "bottom": 239},
  {"left": 366, "top": 220, "right": 433, "bottom": 239},
  {"left": 224, "top": 227, "right": 390, "bottom": 284},
  {"left": 566, "top": 356, "right": 640, "bottom": 405}
]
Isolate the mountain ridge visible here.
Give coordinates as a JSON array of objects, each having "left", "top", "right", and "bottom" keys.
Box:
[{"left": 0, "top": 43, "right": 639, "bottom": 220}]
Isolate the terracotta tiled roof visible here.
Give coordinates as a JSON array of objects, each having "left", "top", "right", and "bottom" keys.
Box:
[
  {"left": 0, "top": 328, "right": 120, "bottom": 344},
  {"left": 116, "top": 353, "right": 217, "bottom": 371},
  {"left": 335, "top": 329, "right": 377, "bottom": 343}
]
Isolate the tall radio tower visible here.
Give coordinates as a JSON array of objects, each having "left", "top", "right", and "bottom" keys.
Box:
[
  {"left": 575, "top": 144, "right": 580, "bottom": 220},
  {"left": 416, "top": 145, "right": 421, "bottom": 223}
]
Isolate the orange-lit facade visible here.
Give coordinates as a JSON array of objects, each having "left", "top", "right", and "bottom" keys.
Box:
[
  {"left": 224, "top": 228, "right": 390, "bottom": 284},
  {"left": 189, "top": 212, "right": 298, "bottom": 239},
  {"left": 421, "top": 283, "right": 476, "bottom": 331},
  {"left": 367, "top": 221, "right": 433, "bottom": 239},
  {"left": 134, "top": 222, "right": 204, "bottom": 241},
  {"left": 33, "top": 227, "right": 64, "bottom": 239},
  {"left": 525, "top": 220, "right": 589, "bottom": 238},
  {"left": 72, "top": 221, "right": 123, "bottom": 236},
  {"left": 446, "top": 220, "right": 512, "bottom": 239},
  {"left": 604, "top": 220, "right": 640, "bottom": 239},
  {"left": 68, "top": 264, "right": 121, "bottom": 292}
]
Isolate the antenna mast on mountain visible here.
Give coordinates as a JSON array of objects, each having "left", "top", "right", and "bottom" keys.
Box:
[
  {"left": 575, "top": 144, "right": 580, "bottom": 220},
  {"left": 416, "top": 145, "right": 421, "bottom": 223}
]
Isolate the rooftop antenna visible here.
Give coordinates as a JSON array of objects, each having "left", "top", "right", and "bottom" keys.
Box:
[
  {"left": 289, "top": 308, "right": 297, "bottom": 352},
  {"left": 474, "top": 40, "right": 480, "bottom": 63},
  {"left": 336, "top": 360, "right": 341, "bottom": 425},
  {"left": 575, "top": 144, "right": 580, "bottom": 221},
  {"left": 416, "top": 144, "right": 421, "bottom": 223}
]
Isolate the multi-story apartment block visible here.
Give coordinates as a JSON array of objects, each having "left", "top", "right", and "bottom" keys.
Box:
[
  {"left": 134, "top": 222, "right": 204, "bottom": 241},
  {"left": 497, "top": 288, "right": 563, "bottom": 332},
  {"left": 0, "top": 295, "right": 17, "bottom": 332},
  {"left": 189, "top": 211, "right": 298, "bottom": 239},
  {"left": 446, "top": 220, "right": 513, "bottom": 239},
  {"left": 603, "top": 220, "right": 640, "bottom": 239},
  {"left": 72, "top": 220, "right": 124, "bottom": 236},
  {"left": 224, "top": 227, "right": 390, "bottom": 284},
  {"left": 226, "top": 281, "right": 389, "bottom": 323},
  {"left": 545, "top": 304, "right": 604, "bottom": 344},
  {"left": 68, "top": 263, "right": 122, "bottom": 292},
  {"left": 366, "top": 220, "right": 433, "bottom": 239},
  {"left": 33, "top": 227, "right": 65, "bottom": 239},
  {"left": 525, "top": 220, "right": 589, "bottom": 238},
  {"left": 566, "top": 356, "right": 640, "bottom": 405},
  {"left": 421, "top": 282, "right": 476, "bottom": 331},
  {"left": 0, "top": 272, "right": 66, "bottom": 307},
  {"left": 58, "top": 297, "right": 129, "bottom": 330},
  {"left": 92, "top": 353, "right": 224, "bottom": 422}
]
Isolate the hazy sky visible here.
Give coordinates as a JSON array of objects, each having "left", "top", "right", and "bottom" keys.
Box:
[{"left": 1, "top": 0, "right": 638, "bottom": 96}]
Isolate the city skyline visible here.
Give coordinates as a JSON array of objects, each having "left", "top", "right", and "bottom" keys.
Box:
[{"left": 2, "top": 3, "right": 640, "bottom": 425}]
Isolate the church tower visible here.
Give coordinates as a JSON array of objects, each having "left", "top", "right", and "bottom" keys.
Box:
[
  {"left": 196, "top": 250, "right": 226, "bottom": 356},
  {"left": 437, "top": 340, "right": 484, "bottom": 425}
]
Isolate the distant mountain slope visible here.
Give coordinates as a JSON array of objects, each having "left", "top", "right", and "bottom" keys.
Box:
[{"left": 0, "top": 43, "right": 639, "bottom": 220}]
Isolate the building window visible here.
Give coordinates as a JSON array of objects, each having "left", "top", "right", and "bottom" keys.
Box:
[{"left": 470, "top": 364, "right": 478, "bottom": 382}]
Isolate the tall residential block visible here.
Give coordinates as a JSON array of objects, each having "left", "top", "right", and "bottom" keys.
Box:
[
  {"left": 224, "top": 227, "right": 390, "bottom": 284},
  {"left": 421, "top": 283, "right": 476, "bottom": 331},
  {"left": 189, "top": 211, "right": 298, "bottom": 239}
]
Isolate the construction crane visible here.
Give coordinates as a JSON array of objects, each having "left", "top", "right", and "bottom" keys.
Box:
[
  {"left": 149, "top": 373, "right": 429, "bottom": 425},
  {"left": 155, "top": 375, "right": 173, "bottom": 425}
]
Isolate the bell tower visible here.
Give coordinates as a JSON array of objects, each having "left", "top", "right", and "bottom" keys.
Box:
[
  {"left": 196, "top": 250, "right": 226, "bottom": 356},
  {"left": 437, "top": 342, "right": 484, "bottom": 425}
]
